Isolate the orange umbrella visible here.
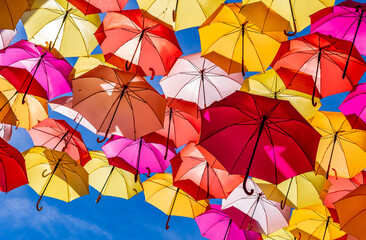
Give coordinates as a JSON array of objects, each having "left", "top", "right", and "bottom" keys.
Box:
[
  {"left": 0, "top": 0, "right": 33, "bottom": 29},
  {"left": 72, "top": 65, "right": 166, "bottom": 142}
]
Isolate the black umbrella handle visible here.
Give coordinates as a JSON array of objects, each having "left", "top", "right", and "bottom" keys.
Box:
[
  {"left": 284, "top": 0, "right": 297, "bottom": 36},
  {"left": 243, "top": 168, "right": 254, "bottom": 195},
  {"left": 36, "top": 194, "right": 44, "bottom": 211}
]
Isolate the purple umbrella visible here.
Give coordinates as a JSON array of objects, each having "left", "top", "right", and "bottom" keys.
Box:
[
  {"left": 339, "top": 83, "right": 366, "bottom": 130},
  {"left": 195, "top": 205, "right": 261, "bottom": 240},
  {"left": 311, "top": 1, "right": 366, "bottom": 78},
  {"left": 102, "top": 135, "right": 175, "bottom": 182},
  {"left": 0, "top": 29, "right": 17, "bottom": 49},
  {"left": 0, "top": 40, "right": 72, "bottom": 100}
]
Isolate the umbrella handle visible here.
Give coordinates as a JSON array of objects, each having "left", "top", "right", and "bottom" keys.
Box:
[
  {"left": 146, "top": 167, "right": 151, "bottom": 177},
  {"left": 243, "top": 169, "right": 254, "bottom": 196},
  {"left": 97, "top": 128, "right": 110, "bottom": 143},
  {"left": 149, "top": 68, "right": 155, "bottom": 80},
  {"left": 133, "top": 188, "right": 139, "bottom": 196},
  {"left": 332, "top": 168, "right": 338, "bottom": 180},
  {"left": 284, "top": 23, "right": 297, "bottom": 36},
  {"left": 280, "top": 199, "right": 286, "bottom": 210},
  {"left": 134, "top": 173, "right": 139, "bottom": 183},
  {"left": 298, "top": 233, "right": 301, "bottom": 240},
  {"left": 36, "top": 194, "right": 44, "bottom": 211},
  {"left": 311, "top": 94, "right": 318, "bottom": 107},
  {"left": 95, "top": 192, "right": 102, "bottom": 203},
  {"left": 166, "top": 215, "right": 171, "bottom": 230},
  {"left": 125, "top": 60, "right": 132, "bottom": 71},
  {"left": 172, "top": 10, "right": 176, "bottom": 22},
  {"left": 15, "top": 119, "right": 20, "bottom": 130},
  {"left": 247, "top": 222, "right": 253, "bottom": 231},
  {"left": 241, "top": 62, "right": 245, "bottom": 78},
  {"left": 42, "top": 169, "right": 51, "bottom": 178}
]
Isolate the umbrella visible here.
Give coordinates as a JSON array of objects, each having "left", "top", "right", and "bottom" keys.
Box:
[
  {"left": 28, "top": 118, "right": 91, "bottom": 166},
  {"left": 102, "top": 135, "right": 174, "bottom": 182},
  {"left": 195, "top": 204, "right": 261, "bottom": 240},
  {"left": 198, "top": 91, "right": 320, "bottom": 195},
  {"left": 241, "top": 0, "right": 334, "bottom": 36},
  {"left": 241, "top": 69, "right": 321, "bottom": 120},
  {"left": 0, "top": 68, "right": 48, "bottom": 129},
  {"left": 0, "top": 123, "right": 12, "bottom": 142},
  {"left": 310, "top": 1, "right": 366, "bottom": 78},
  {"left": 72, "top": 65, "right": 166, "bottom": 142},
  {"left": 171, "top": 142, "right": 244, "bottom": 200},
  {"left": 311, "top": 111, "right": 366, "bottom": 179},
  {"left": 222, "top": 180, "right": 291, "bottom": 235},
  {"left": 48, "top": 96, "right": 97, "bottom": 134},
  {"left": 23, "top": 146, "right": 89, "bottom": 211},
  {"left": 0, "top": 40, "right": 73, "bottom": 100},
  {"left": 253, "top": 171, "right": 330, "bottom": 209},
  {"left": 94, "top": 10, "right": 182, "bottom": 77},
  {"left": 0, "top": 137, "right": 28, "bottom": 192},
  {"left": 136, "top": 0, "right": 225, "bottom": 31},
  {"left": 0, "top": 0, "right": 33, "bottom": 29},
  {"left": 339, "top": 83, "right": 366, "bottom": 130},
  {"left": 0, "top": 29, "right": 17, "bottom": 49},
  {"left": 70, "top": 54, "right": 117, "bottom": 79},
  {"left": 324, "top": 170, "right": 366, "bottom": 209},
  {"left": 67, "top": 0, "right": 128, "bottom": 15},
  {"left": 271, "top": 33, "right": 366, "bottom": 106},
  {"left": 21, "top": 0, "right": 101, "bottom": 57},
  {"left": 142, "top": 173, "right": 209, "bottom": 230},
  {"left": 160, "top": 52, "right": 243, "bottom": 109},
  {"left": 198, "top": 3, "right": 287, "bottom": 76},
  {"left": 262, "top": 228, "right": 295, "bottom": 240},
  {"left": 334, "top": 184, "right": 366, "bottom": 240},
  {"left": 288, "top": 204, "right": 345, "bottom": 240},
  {"left": 84, "top": 151, "right": 142, "bottom": 203}
]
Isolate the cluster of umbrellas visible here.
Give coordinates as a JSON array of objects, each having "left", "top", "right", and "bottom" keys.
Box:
[{"left": 2, "top": 0, "right": 366, "bottom": 239}]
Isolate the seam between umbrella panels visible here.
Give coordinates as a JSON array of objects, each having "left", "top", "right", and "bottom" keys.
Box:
[
  {"left": 144, "top": 33, "right": 170, "bottom": 74},
  {"left": 3, "top": 0, "right": 14, "bottom": 28},
  {"left": 336, "top": 136, "right": 352, "bottom": 178},
  {"left": 143, "top": 141, "right": 166, "bottom": 171}
]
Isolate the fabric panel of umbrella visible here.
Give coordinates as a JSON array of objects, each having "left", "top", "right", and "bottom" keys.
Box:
[
  {"left": 72, "top": 65, "right": 166, "bottom": 142},
  {"left": 0, "top": 123, "right": 12, "bottom": 142},
  {"left": 67, "top": 0, "right": 128, "bottom": 15},
  {"left": 84, "top": 151, "right": 142, "bottom": 203},
  {"left": 0, "top": 0, "right": 34, "bottom": 29},
  {"left": 198, "top": 3, "right": 287, "bottom": 76},
  {"left": 262, "top": 228, "right": 295, "bottom": 240},
  {"left": 23, "top": 146, "right": 89, "bottom": 211},
  {"left": 0, "top": 29, "right": 17, "bottom": 49},
  {"left": 142, "top": 173, "right": 209, "bottom": 230},
  {"left": 21, "top": 0, "right": 101, "bottom": 57}
]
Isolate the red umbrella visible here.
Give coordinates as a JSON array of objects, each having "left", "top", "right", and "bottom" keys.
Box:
[
  {"left": 94, "top": 10, "right": 182, "bottom": 78},
  {"left": 28, "top": 118, "right": 91, "bottom": 166},
  {"left": 271, "top": 33, "right": 366, "bottom": 106},
  {"left": 171, "top": 142, "right": 244, "bottom": 200},
  {"left": 67, "top": 0, "right": 128, "bottom": 15},
  {"left": 0, "top": 137, "right": 28, "bottom": 192},
  {"left": 198, "top": 91, "right": 320, "bottom": 195}
]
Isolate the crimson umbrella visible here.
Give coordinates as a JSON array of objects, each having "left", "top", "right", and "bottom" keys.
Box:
[
  {"left": 67, "top": 0, "right": 128, "bottom": 15},
  {"left": 95, "top": 10, "right": 182, "bottom": 78},
  {"left": 271, "top": 33, "right": 366, "bottom": 106},
  {"left": 198, "top": 91, "right": 320, "bottom": 195}
]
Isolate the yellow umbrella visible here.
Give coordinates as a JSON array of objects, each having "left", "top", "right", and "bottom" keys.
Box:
[
  {"left": 23, "top": 146, "right": 89, "bottom": 211},
  {"left": 84, "top": 151, "right": 142, "bottom": 203},
  {"left": 241, "top": 69, "right": 321, "bottom": 120},
  {"left": 0, "top": 0, "right": 33, "bottom": 29},
  {"left": 262, "top": 228, "right": 294, "bottom": 240},
  {"left": 288, "top": 204, "right": 345, "bottom": 240},
  {"left": 70, "top": 54, "right": 117, "bottom": 78},
  {"left": 0, "top": 74, "right": 48, "bottom": 129},
  {"left": 311, "top": 111, "right": 366, "bottom": 179},
  {"left": 240, "top": 0, "right": 334, "bottom": 35},
  {"left": 142, "top": 173, "right": 209, "bottom": 230},
  {"left": 198, "top": 3, "right": 286, "bottom": 76},
  {"left": 253, "top": 171, "right": 330, "bottom": 209},
  {"left": 21, "top": 0, "right": 101, "bottom": 57},
  {"left": 136, "top": 0, "right": 225, "bottom": 31}
]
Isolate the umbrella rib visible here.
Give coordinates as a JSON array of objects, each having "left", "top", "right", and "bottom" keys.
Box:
[{"left": 263, "top": 123, "right": 278, "bottom": 185}]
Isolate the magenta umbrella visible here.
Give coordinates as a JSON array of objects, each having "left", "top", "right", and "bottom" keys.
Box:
[
  {"left": 0, "top": 40, "right": 72, "bottom": 100},
  {"left": 339, "top": 83, "right": 366, "bottom": 130},
  {"left": 0, "top": 29, "right": 17, "bottom": 49},
  {"left": 195, "top": 205, "right": 261, "bottom": 240},
  {"left": 311, "top": 1, "right": 366, "bottom": 78},
  {"left": 102, "top": 135, "right": 175, "bottom": 182}
]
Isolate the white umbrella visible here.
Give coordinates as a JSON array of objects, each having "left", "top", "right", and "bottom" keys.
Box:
[
  {"left": 0, "top": 29, "right": 17, "bottom": 49},
  {"left": 0, "top": 123, "right": 12, "bottom": 142}
]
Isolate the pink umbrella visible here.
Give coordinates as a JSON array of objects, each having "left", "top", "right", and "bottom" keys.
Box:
[
  {"left": 0, "top": 123, "right": 12, "bottom": 142},
  {"left": 310, "top": 1, "right": 366, "bottom": 78},
  {"left": 160, "top": 52, "right": 243, "bottom": 109},
  {"left": 339, "top": 83, "right": 366, "bottom": 130},
  {"left": 102, "top": 135, "right": 175, "bottom": 182},
  {"left": 0, "top": 40, "right": 72, "bottom": 100},
  {"left": 222, "top": 180, "right": 291, "bottom": 235},
  {"left": 0, "top": 29, "right": 17, "bottom": 49},
  {"left": 195, "top": 204, "right": 261, "bottom": 240}
]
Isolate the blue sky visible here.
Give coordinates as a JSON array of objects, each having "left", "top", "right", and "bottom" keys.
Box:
[{"left": 2, "top": 0, "right": 357, "bottom": 239}]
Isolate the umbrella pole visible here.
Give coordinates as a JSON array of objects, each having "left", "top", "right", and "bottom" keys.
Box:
[
  {"left": 343, "top": 9, "right": 364, "bottom": 79},
  {"left": 134, "top": 138, "right": 143, "bottom": 182},
  {"left": 246, "top": 193, "right": 262, "bottom": 230},
  {"left": 322, "top": 217, "right": 331, "bottom": 240},
  {"left": 49, "top": 9, "right": 72, "bottom": 51},
  {"left": 243, "top": 117, "right": 267, "bottom": 195},
  {"left": 125, "top": 29, "right": 146, "bottom": 71},
  {"left": 311, "top": 49, "right": 322, "bottom": 107},
  {"left": 241, "top": 23, "right": 246, "bottom": 77},
  {"left": 0, "top": 91, "right": 18, "bottom": 111},
  {"left": 166, "top": 188, "right": 179, "bottom": 230},
  {"left": 280, "top": 177, "right": 293, "bottom": 209},
  {"left": 96, "top": 166, "right": 115, "bottom": 203},
  {"left": 164, "top": 108, "right": 173, "bottom": 160},
  {"left": 200, "top": 70, "right": 207, "bottom": 108},
  {"left": 284, "top": 0, "right": 297, "bottom": 36},
  {"left": 36, "top": 158, "right": 62, "bottom": 211},
  {"left": 223, "top": 219, "right": 232, "bottom": 240},
  {"left": 326, "top": 132, "right": 338, "bottom": 179},
  {"left": 206, "top": 161, "right": 210, "bottom": 199},
  {"left": 62, "top": 116, "right": 83, "bottom": 152},
  {"left": 97, "top": 87, "right": 127, "bottom": 143}
]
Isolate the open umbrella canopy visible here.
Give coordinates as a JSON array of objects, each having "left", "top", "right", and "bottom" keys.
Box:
[
  {"left": 21, "top": 0, "right": 101, "bottom": 57},
  {"left": 262, "top": 228, "right": 295, "bottom": 240},
  {"left": 136, "top": 0, "right": 225, "bottom": 31},
  {"left": 67, "top": 0, "right": 128, "bottom": 15},
  {"left": 0, "top": 123, "right": 12, "bottom": 142},
  {"left": 0, "top": 0, "right": 33, "bottom": 29},
  {"left": 0, "top": 29, "right": 17, "bottom": 49},
  {"left": 72, "top": 65, "right": 166, "bottom": 141}
]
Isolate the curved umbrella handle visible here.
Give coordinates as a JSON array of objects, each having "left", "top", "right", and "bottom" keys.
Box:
[
  {"left": 146, "top": 167, "right": 151, "bottom": 177},
  {"left": 247, "top": 222, "right": 253, "bottom": 231},
  {"left": 42, "top": 169, "right": 51, "bottom": 178},
  {"left": 332, "top": 168, "right": 338, "bottom": 180},
  {"left": 149, "top": 68, "right": 155, "bottom": 81},
  {"left": 298, "top": 233, "right": 301, "bottom": 240},
  {"left": 284, "top": 18, "right": 297, "bottom": 36},
  {"left": 280, "top": 199, "right": 287, "bottom": 210},
  {"left": 95, "top": 192, "right": 102, "bottom": 203},
  {"left": 243, "top": 170, "right": 254, "bottom": 196},
  {"left": 166, "top": 214, "right": 171, "bottom": 230},
  {"left": 97, "top": 128, "right": 110, "bottom": 143},
  {"left": 36, "top": 194, "right": 44, "bottom": 211},
  {"left": 125, "top": 60, "right": 132, "bottom": 71},
  {"left": 133, "top": 188, "right": 139, "bottom": 196},
  {"left": 15, "top": 119, "right": 20, "bottom": 130}
]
